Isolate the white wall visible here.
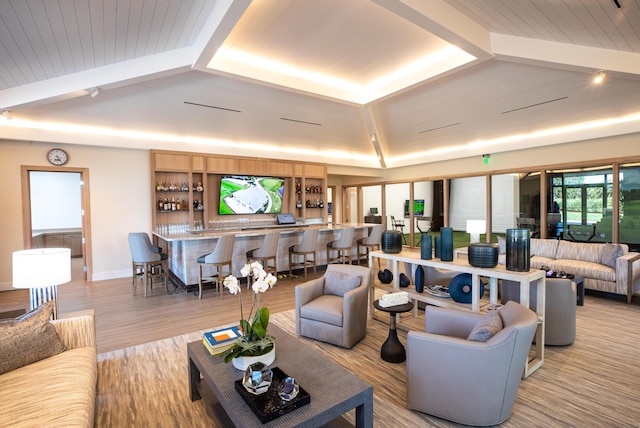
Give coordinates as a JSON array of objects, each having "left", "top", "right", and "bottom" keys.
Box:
[
  {"left": 492, "top": 174, "right": 519, "bottom": 233},
  {"left": 0, "top": 140, "right": 150, "bottom": 289},
  {"left": 30, "top": 171, "right": 82, "bottom": 230},
  {"left": 385, "top": 183, "right": 410, "bottom": 230}
]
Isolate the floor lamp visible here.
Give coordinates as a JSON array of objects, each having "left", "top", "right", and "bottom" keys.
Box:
[{"left": 12, "top": 248, "right": 71, "bottom": 320}]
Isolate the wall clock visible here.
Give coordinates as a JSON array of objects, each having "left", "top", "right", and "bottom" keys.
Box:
[{"left": 47, "top": 148, "right": 69, "bottom": 166}]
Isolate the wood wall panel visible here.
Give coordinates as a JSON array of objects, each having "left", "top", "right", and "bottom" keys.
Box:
[
  {"left": 237, "top": 159, "right": 268, "bottom": 175},
  {"left": 206, "top": 157, "right": 237, "bottom": 173},
  {"left": 268, "top": 161, "right": 294, "bottom": 176},
  {"left": 154, "top": 153, "right": 190, "bottom": 171},
  {"left": 303, "top": 164, "right": 326, "bottom": 178},
  {"left": 192, "top": 156, "right": 204, "bottom": 172}
]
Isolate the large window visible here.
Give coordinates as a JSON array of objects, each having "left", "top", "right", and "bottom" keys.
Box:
[
  {"left": 548, "top": 167, "right": 613, "bottom": 243},
  {"left": 619, "top": 163, "right": 640, "bottom": 250}
]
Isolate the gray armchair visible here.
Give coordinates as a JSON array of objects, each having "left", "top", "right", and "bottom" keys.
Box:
[
  {"left": 406, "top": 301, "right": 537, "bottom": 426},
  {"left": 295, "top": 264, "right": 370, "bottom": 348}
]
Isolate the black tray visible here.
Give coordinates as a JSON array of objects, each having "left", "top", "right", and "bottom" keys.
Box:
[
  {"left": 234, "top": 366, "right": 311, "bottom": 424},
  {"left": 544, "top": 271, "right": 575, "bottom": 279}
]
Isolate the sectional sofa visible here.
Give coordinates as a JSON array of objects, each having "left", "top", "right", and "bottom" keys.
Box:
[{"left": 500, "top": 238, "right": 640, "bottom": 303}]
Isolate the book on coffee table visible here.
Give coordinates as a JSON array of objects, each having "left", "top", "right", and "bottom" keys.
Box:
[{"left": 203, "top": 324, "right": 242, "bottom": 356}]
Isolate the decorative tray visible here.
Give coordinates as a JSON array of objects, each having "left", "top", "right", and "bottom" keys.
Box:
[
  {"left": 235, "top": 366, "right": 310, "bottom": 423},
  {"left": 425, "top": 285, "right": 450, "bottom": 298}
]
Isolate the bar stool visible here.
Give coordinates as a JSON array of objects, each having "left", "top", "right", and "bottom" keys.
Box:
[
  {"left": 246, "top": 231, "right": 280, "bottom": 289},
  {"left": 197, "top": 234, "right": 235, "bottom": 299},
  {"left": 356, "top": 224, "right": 383, "bottom": 266},
  {"left": 128, "top": 232, "right": 169, "bottom": 298},
  {"left": 289, "top": 228, "right": 319, "bottom": 280},
  {"left": 327, "top": 227, "right": 355, "bottom": 265}
]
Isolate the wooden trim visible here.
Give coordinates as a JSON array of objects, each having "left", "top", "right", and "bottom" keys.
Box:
[{"left": 20, "top": 165, "right": 92, "bottom": 281}]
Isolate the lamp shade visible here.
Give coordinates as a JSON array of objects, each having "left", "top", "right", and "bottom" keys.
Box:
[
  {"left": 466, "top": 220, "right": 486, "bottom": 244},
  {"left": 12, "top": 248, "right": 71, "bottom": 289},
  {"left": 466, "top": 220, "right": 486, "bottom": 235}
]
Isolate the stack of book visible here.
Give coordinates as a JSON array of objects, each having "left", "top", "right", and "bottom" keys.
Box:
[{"left": 203, "top": 324, "right": 242, "bottom": 356}]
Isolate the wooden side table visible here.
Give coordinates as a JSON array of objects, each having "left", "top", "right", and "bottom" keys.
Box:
[{"left": 373, "top": 300, "right": 414, "bottom": 363}]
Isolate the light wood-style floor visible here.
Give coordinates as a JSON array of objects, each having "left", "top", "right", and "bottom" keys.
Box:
[{"left": 0, "top": 259, "right": 319, "bottom": 354}]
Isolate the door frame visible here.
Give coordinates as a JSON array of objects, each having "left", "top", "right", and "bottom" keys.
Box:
[{"left": 20, "top": 165, "right": 92, "bottom": 281}]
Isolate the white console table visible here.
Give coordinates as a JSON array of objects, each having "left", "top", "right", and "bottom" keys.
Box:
[{"left": 369, "top": 249, "right": 546, "bottom": 378}]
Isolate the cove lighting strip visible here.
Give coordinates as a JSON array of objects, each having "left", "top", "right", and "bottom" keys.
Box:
[{"left": 0, "top": 116, "right": 377, "bottom": 164}]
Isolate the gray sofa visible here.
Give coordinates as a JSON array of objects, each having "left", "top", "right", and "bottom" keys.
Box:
[
  {"left": 499, "top": 238, "right": 640, "bottom": 303},
  {"left": 0, "top": 310, "right": 97, "bottom": 427}
]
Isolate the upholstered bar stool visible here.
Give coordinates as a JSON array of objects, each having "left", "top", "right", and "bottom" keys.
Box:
[
  {"left": 128, "top": 232, "right": 169, "bottom": 298},
  {"left": 356, "top": 224, "right": 383, "bottom": 265},
  {"left": 246, "top": 231, "right": 280, "bottom": 289},
  {"left": 327, "top": 227, "right": 355, "bottom": 265},
  {"left": 197, "top": 234, "right": 235, "bottom": 299},
  {"left": 289, "top": 228, "right": 319, "bottom": 280}
]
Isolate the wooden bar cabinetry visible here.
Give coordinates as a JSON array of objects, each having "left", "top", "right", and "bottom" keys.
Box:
[{"left": 151, "top": 150, "right": 327, "bottom": 232}]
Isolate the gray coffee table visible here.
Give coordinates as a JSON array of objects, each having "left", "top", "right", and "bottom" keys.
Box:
[{"left": 188, "top": 324, "right": 374, "bottom": 427}]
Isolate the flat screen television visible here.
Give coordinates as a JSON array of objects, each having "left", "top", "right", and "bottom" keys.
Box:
[
  {"left": 404, "top": 199, "right": 425, "bottom": 217},
  {"left": 219, "top": 175, "right": 285, "bottom": 215}
]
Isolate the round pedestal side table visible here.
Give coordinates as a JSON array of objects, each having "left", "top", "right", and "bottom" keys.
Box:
[{"left": 373, "top": 300, "right": 414, "bottom": 363}]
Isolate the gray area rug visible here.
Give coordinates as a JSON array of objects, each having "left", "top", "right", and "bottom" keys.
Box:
[{"left": 96, "top": 301, "right": 640, "bottom": 427}]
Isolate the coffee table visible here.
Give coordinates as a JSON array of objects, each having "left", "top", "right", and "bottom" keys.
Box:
[{"left": 188, "top": 324, "right": 373, "bottom": 427}]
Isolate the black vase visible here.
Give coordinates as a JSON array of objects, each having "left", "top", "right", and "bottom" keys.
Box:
[
  {"left": 440, "top": 227, "right": 454, "bottom": 261},
  {"left": 420, "top": 234, "right": 432, "bottom": 260},
  {"left": 506, "top": 228, "right": 530, "bottom": 272},
  {"left": 381, "top": 231, "right": 403, "bottom": 253},
  {"left": 414, "top": 266, "right": 425, "bottom": 293}
]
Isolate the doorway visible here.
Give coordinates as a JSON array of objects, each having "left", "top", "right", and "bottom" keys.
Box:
[{"left": 21, "top": 166, "right": 92, "bottom": 281}]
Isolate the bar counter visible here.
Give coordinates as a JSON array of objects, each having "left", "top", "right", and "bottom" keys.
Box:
[{"left": 153, "top": 223, "right": 371, "bottom": 288}]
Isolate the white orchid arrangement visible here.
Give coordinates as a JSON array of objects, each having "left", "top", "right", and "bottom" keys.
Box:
[{"left": 221, "top": 262, "right": 277, "bottom": 362}]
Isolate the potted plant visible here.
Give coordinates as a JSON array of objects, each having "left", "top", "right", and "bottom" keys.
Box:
[{"left": 221, "top": 262, "right": 277, "bottom": 370}]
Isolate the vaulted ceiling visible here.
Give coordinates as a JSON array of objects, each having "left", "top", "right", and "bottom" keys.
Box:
[{"left": 1, "top": 0, "right": 640, "bottom": 169}]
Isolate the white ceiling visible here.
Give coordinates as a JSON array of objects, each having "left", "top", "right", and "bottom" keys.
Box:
[{"left": 1, "top": 0, "right": 640, "bottom": 169}]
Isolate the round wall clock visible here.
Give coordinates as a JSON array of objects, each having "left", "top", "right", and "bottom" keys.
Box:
[{"left": 47, "top": 148, "right": 69, "bottom": 166}]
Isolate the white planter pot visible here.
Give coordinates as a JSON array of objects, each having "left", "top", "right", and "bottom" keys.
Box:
[{"left": 231, "top": 345, "right": 276, "bottom": 371}]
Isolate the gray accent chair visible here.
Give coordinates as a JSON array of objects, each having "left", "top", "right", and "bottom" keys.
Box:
[
  {"left": 406, "top": 301, "right": 538, "bottom": 426},
  {"left": 128, "top": 232, "right": 168, "bottom": 298},
  {"left": 295, "top": 264, "right": 370, "bottom": 348},
  {"left": 501, "top": 277, "right": 576, "bottom": 345}
]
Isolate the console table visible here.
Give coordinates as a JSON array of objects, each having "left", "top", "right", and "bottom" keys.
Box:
[{"left": 369, "top": 249, "right": 546, "bottom": 378}]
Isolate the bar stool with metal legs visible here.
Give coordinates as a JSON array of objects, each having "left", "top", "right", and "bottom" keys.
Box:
[
  {"left": 356, "top": 224, "right": 383, "bottom": 266},
  {"left": 327, "top": 227, "right": 355, "bottom": 265},
  {"left": 197, "top": 234, "right": 235, "bottom": 299},
  {"left": 246, "top": 231, "right": 279, "bottom": 289},
  {"left": 289, "top": 228, "right": 319, "bottom": 280}
]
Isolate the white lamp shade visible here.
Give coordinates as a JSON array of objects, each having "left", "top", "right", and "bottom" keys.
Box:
[
  {"left": 466, "top": 220, "right": 486, "bottom": 234},
  {"left": 12, "top": 248, "right": 71, "bottom": 289}
]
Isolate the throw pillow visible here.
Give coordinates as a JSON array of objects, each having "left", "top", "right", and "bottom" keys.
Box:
[
  {"left": 467, "top": 309, "right": 504, "bottom": 342},
  {"left": 497, "top": 235, "right": 506, "bottom": 254},
  {"left": 601, "top": 244, "right": 623, "bottom": 269},
  {"left": 324, "top": 271, "right": 362, "bottom": 297},
  {"left": 0, "top": 301, "right": 66, "bottom": 375}
]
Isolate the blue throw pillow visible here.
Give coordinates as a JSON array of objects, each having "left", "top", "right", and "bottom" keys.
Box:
[{"left": 467, "top": 310, "right": 503, "bottom": 342}]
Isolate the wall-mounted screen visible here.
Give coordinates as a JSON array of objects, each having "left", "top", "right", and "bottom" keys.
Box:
[
  {"left": 404, "top": 199, "right": 425, "bottom": 217},
  {"left": 219, "top": 175, "right": 285, "bottom": 215}
]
